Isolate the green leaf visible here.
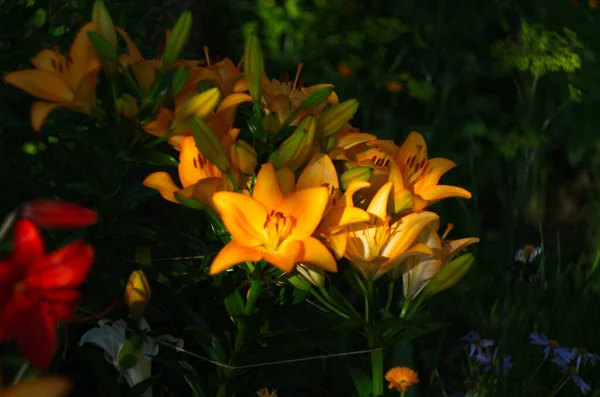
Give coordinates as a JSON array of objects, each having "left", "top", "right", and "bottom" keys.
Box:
[
  {"left": 25, "top": 8, "right": 47, "bottom": 28},
  {"left": 330, "top": 317, "right": 365, "bottom": 333},
  {"left": 327, "top": 284, "right": 363, "bottom": 320},
  {"left": 129, "top": 374, "right": 162, "bottom": 395},
  {"left": 66, "top": 181, "right": 96, "bottom": 196},
  {"left": 132, "top": 149, "right": 179, "bottom": 166},
  {"left": 174, "top": 193, "right": 205, "bottom": 210},
  {"left": 117, "top": 333, "right": 144, "bottom": 369},
  {"left": 348, "top": 366, "right": 373, "bottom": 397},
  {"left": 223, "top": 289, "right": 245, "bottom": 317},
  {"left": 385, "top": 322, "right": 448, "bottom": 344},
  {"left": 88, "top": 31, "right": 118, "bottom": 62}
]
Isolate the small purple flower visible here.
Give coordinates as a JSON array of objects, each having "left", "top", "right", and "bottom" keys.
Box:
[
  {"left": 529, "top": 332, "right": 572, "bottom": 362},
  {"left": 571, "top": 347, "right": 600, "bottom": 369},
  {"left": 552, "top": 357, "right": 592, "bottom": 394},
  {"left": 460, "top": 331, "right": 494, "bottom": 357},
  {"left": 475, "top": 347, "right": 513, "bottom": 376}
]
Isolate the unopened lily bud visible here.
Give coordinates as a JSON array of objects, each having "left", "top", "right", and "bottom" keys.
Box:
[
  {"left": 115, "top": 94, "right": 138, "bottom": 118},
  {"left": 87, "top": 31, "right": 118, "bottom": 63},
  {"left": 244, "top": 33, "right": 264, "bottom": 102},
  {"left": 125, "top": 270, "right": 151, "bottom": 319},
  {"left": 262, "top": 112, "right": 281, "bottom": 135},
  {"left": 297, "top": 86, "right": 334, "bottom": 110},
  {"left": 172, "top": 87, "right": 220, "bottom": 131},
  {"left": 230, "top": 139, "right": 258, "bottom": 175},
  {"left": 190, "top": 117, "right": 230, "bottom": 172},
  {"left": 317, "top": 99, "right": 359, "bottom": 137},
  {"left": 341, "top": 166, "right": 373, "bottom": 190},
  {"left": 296, "top": 263, "right": 325, "bottom": 288},
  {"left": 285, "top": 274, "right": 312, "bottom": 292},
  {"left": 162, "top": 11, "right": 192, "bottom": 67},
  {"left": 92, "top": 0, "right": 117, "bottom": 75},
  {"left": 269, "top": 116, "right": 316, "bottom": 171},
  {"left": 171, "top": 67, "right": 190, "bottom": 96},
  {"left": 423, "top": 253, "right": 474, "bottom": 296}
]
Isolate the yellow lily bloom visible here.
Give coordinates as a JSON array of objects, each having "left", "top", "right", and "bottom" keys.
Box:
[
  {"left": 210, "top": 163, "right": 337, "bottom": 274},
  {"left": 343, "top": 182, "right": 439, "bottom": 280},
  {"left": 399, "top": 223, "right": 479, "bottom": 299},
  {"left": 381, "top": 131, "right": 472, "bottom": 214},
  {"left": 3, "top": 23, "right": 100, "bottom": 131},
  {"left": 143, "top": 135, "right": 233, "bottom": 211},
  {"left": 261, "top": 64, "right": 339, "bottom": 125}
]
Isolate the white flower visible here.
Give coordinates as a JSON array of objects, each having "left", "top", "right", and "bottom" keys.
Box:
[{"left": 79, "top": 318, "right": 183, "bottom": 397}]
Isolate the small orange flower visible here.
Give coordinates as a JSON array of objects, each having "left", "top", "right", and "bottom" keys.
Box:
[
  {"left": 337, "top": 63, "right": 353, "bottom": 77},
  {"left": 385, "top": 80, "right": 404, "bottom": 93},
  {"left": 385, "top": 367, "right": 419, "bottom": 392}
]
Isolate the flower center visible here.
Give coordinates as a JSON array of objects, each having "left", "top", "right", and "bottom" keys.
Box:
[
  {"left": 548, "top": 339, "right": 560, "bottom": 349},
  {"left": 263, "top": 210, "right": 297, "bottom": 251},
  {"left": 403, "top": 144, "right": 430, "bottom": 186},
  {"left": 192, "top": 153, "right": 222, "bottom": 178}
]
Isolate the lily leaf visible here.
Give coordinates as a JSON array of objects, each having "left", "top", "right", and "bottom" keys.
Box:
[
  {"left": 348, "top": 366, "right": 373, "bottom": 397},
  {"left": 131, "top": 149, "right": 179, "bottom": 166},
  {"left": 385, "top": 322, "right": 449, "bottom": 344},
  {"left": 117, "top": 333, "right": 144, "bottom": 369}
]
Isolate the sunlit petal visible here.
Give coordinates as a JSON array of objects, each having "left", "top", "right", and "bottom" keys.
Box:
[
  {"left": 366, "top": 182, "right": 393, "bottom": 220},
  {"left": 262, "top": 240, "right": 303, "bottom": 273},
  {"left": 280, "top": 187, "right": 329, "bottom": 241},
  {"left": 276, "top": 168, "right": 296, "bottom": 196},
  {"left": 143, "top": 172, "right": 181, "bottom": 203},
  {"left": 299, "top": 237, "right": 337, "bottom": 272},
  {"left": 419, "top": 185, "right": 472, "bottom": 202},
  {"left": 212, "top": 192, "right": 268, "bottom": 246},
  {"left": 252, "top": 163, "right": 285, "bottom": 211},
  {"left": 210, "top": 241, "right": 262, "bottom": 275}
]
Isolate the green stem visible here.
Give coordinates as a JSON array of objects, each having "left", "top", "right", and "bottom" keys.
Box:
[
  {"left": 370, "top": 347, "right": 384, "bottom": 397},
  {"left": 549, "top": 375, "right": 570, "bottom": 397},
  {"left": 244, "top": 278, "right": 262, "bottom": 316},
  {"left": 226, "top": 170, "right": 241, "bottom": 193},
  {"left": 366, "top": 279, "right": 376, "bottom": 324},
  {"left": 117, "top": 61, "right": 144, "bottom": 100},
  {"left": 142, "top": 127, "right": 176, "bottom": 148},
  {"left": 405, "top": 292, "right": 426, "bottom": 319},
  {"left": 382, "top": 280, "right": 395, "bottom": 318},
  {"left": 400, "top": 298, "right": 411, "bottom": 319},
  {"left": 310, "top": 289, "right": 350, "bottom": 319}
]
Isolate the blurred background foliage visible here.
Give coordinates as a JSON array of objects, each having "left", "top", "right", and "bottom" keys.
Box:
[{"left": 1, "top": 0, "right": 600, "bottom": 395}]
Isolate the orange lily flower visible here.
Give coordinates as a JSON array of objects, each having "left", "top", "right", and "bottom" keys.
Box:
[
  {"left": 0, "top": 376, "right": 71, "bottom": 397},
  {"left": 143, "top": 135, "right": 233, "bottom": 211},
  {"left": 378, "top": 131, "right": 472, "bottom": 214},
  {"left": 3, "top": 23, "right": 100, "bottom": 131},
  {"left": 210, "top": 163, "right": 337, "bottom": 274},
  {"left": 399, "top": 223, "right": 479, "bottom": 299},
  {"left": 187, "top": 49, "right": 248, "bottom": 97},
  {"left": 261, "top": 64, "right": 339, "bottom": 125},
  {"left": 343, "top": 182, "right": 439, "bottom": 280}
]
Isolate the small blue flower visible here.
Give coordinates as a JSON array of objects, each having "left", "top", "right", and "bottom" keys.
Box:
[
  {"left": 475, "top": 347, "right": 513, "bottom": 376},
  {"left": 529, "top": 332, "right": 572, "bottom": 362},
  {"left": 460, "top": 331, "right": 494, "bottom": 358},
  {"left": 571, "top": 347, "right": 600, "bottom": 370},
  {"left": 552, "top": 357, "right": 592, "bottom": 395}
]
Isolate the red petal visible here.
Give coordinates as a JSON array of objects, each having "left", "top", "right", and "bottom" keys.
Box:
[
  {"left": 40, "top": 289, "right": 82, "bottom": 322},
  {"left": 26, "top": 240, "right": 94, "bottom": 290},
  {"left": 11, "top": 220, "right": 45, "bottom": 267},
  {"left": 22, "top": 200, "right": 98, "bottom": 229},
  {"left": 7, "top": 293, "right": 57, "bottom": 369}
]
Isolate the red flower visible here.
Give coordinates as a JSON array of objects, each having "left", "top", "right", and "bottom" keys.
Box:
[
  {"left": 21, "top": 200, "right": 98, "bottom": 229},
  {"left": 0, "top": 220, "right": 94, "bottom": 369}
]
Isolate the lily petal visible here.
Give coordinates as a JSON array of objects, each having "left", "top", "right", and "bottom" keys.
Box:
[
  {"left": 179, "top": 136, "right": 207, "bottom": 187},
  {"left": 216, "top": 92, "right": 253, "bottom": 112},
  {"left": 414, "top": 158, "right": 456, "bottom": 189},
  {"left": 11, "top": 220, "right": 45, "bottom": 267},
  {"left": 382, "top": 211, "right": 439, "bottom": 258},
  {"left": 397, "top": 131, "right": 427, "bottom": 165},
  {"left": 320, "top": 206, "right": 370, "bottom": 231},
  {"left": 27, "top": 240, "right": 93, "bottom": 289},
  {"left": 252, "top": 163, "right": 285, "bottom": 211},
  {"left": 31, "top": 102, "right": 61, "bottom": 131},
  {"left": 212, "top": 192, "right": 268, "bottom": 246},
  {"left": 210, "top": 241, "right": 262, "bottom": 275},
  {"left": 296, "top": 153, "right": 338, "bottom": 190},
  {"left": 280, "top": 187, "right": 329, "bottom": 241},
  {"left": 367, "top": 182, "right": 393, "bottom": 220},
  {"left": 4, "top": 70, "right": 74, "bottom": 103},
  {"left": 442, "top": 237, "right": 480, "bottom": 262},
  {"left": 262, "top": 240, "right": 303, "bottom": 273},
  {"left": 299, "top": 237, "right": 337, "bottom": 272},
  {"left": 419, "top": 185, "right": 472, "bottom": 202},
  {"left": 66, "top": 22, "right": 100, "bottom": 88},
  {"left": 143, "top": 172, "right": 181, "bottom": 203}
]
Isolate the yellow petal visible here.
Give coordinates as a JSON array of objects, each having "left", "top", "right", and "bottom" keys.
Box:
[
  {"left": 299, "top": 236, "right": 337, "bottom": 272},
  {"left": 366, "top": 181, "right": 393, "bottom": 220},
  {"left": 262, "top": 239, "right": 303, "bottom": 273},
  {"left": 414, "top": 157, "right": 456, "bottom": 189},
  {"left": 143, "top": 172, "right": 181, "bottom": 203},
  {"left": 322, "top": 205, "right": 370, "bottom": 231},
  {"left": 412, "top": 193, "right": 429, "bottom": 212},
  {"left": 66, "top": 22, "right": 100, "bottom": 88},
  {"left": 337, "top": 132, "right": 378, "bottom": 149},
  {"left": 0, "top": 377, "right": 71, "bottom": 397},
  {"left": 325, "top": 232, "right": 347, "bottom": 260},
  {"left": 296, "top": 153, "right": 338, "bottom": 190},
  {"left": 192, "top": 177, "right": 221, "bottom": 210},
  {"left": 397, "top": 131, "right": 427, "bottom": 165},
  {"left": 393, "top": 188, "right": 413, "bottom": 214},
  {"left": 252, "top": 163, "right": 285, "bottom": 211},
  {"left": 383, "top": 212, "right": 439, "bottom": 258},
  {"left": 179, "top": 135, "right": 209, "bottom": 187},
  {"left": 381, "top": 242, "right": 435, "bottom": 272},
  {"left": 280, "top": 187, "right": 329, "bottom": 241},
  {"left": 216, "top": 92, "right": 253, "bottom": 112},
  {"left": 212, "top": 192, "right": 268, "bottom": 246},
  {"left": 418, "top": 185, "right": 472, "bottom": 202},
  {"left": 442, "top": 237, "right": 479, "bottom": 262},
  {"left": 31, "top": 102, "right": 61, "bottom": 132},
  {"left": 233, "top": 76, "right": 248, "bottom": 92},
  {"left": 276, "top": 168, "right": 296, "bottom": 196},
  {"left": 4, "top": 70, "right": 74, "bottom": 103},
  {"left": 210, "top": 241, "right": 262, "bottom": 275},
  {"left": 338, "top": 180, "right": 371, "bottom": 208}
]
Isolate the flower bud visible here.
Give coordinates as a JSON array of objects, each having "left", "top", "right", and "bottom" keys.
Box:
[
  {"left": 162, "top": 11, "right": 192, "bottom": 67},
  {"left": 190, "top": 117, "right": 230, "bottom": 172},
  {"left": 340, "top": 166, "right": 373, "bottom": 190},
  {"left": 230, "top": 139, "right": 258, "bottom": 175},
  {"left": 423, "top": 253, "right": 474, "bottom": 296},
  {"left": 172, "top": 87, "right": 220, "bottom": 131},
  {"left": 124, "top": 270, "right": 151, "bottom": 319},
  {"left": 244, "top": 33, "right": 264, "bottom": 102},
  {"left": 297, "top": 86, "right": 334, "bottom": 110},
  {"left": 171, "top": 67, "right": 190, "bottom": 96},
  {"left": 21, "top": 200, "right": 98, "bottom": 229},
  {"left": 115, "top": 94, "right": 138, "bottom": 118},
  {"left": 87, "top": 31, "right": 118, "bottom": 63},
  {"left": 92, "top": 0, "right": 117, "bottom": 75},
  {"left": 262, "top": 112, "right": 281, "bottom": 135},
  {"left": 268, "top": 116, "right": 316, "bottom": 171},
  {"left": 317, "top": 99, "right": 359, "bottom": 137},
  {"left": 285, "top": 274, "right": 313, "bottom": 292}
]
